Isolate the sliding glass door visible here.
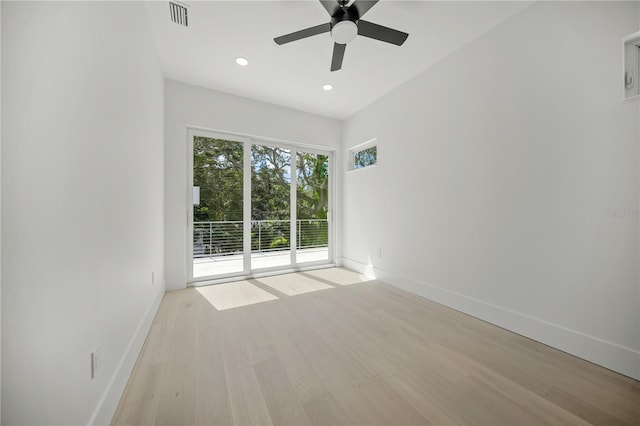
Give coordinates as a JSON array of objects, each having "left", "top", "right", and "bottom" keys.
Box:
[
  {"left": 296, "top": 151, "right": 329, "bottom": 264},
  {"left": 188, "top": 130, "right": 332, "bottom": 282},
  {"left": 190, "top": 133, "right": 247, "bottom": 279},
  {"left": 251, "top": 144, "right": 292, "bottom": 270}
]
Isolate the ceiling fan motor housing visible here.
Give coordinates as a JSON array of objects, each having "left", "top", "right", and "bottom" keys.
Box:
[{"left": 330, "top": 8, "right": 359, "bottom": 44}]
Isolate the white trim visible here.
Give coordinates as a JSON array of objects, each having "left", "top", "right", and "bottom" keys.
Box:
[
  {"left": 345, "top": 163, "right": 378, "bottom": 174},
  {"left": 89, "top": 285, "right": 165, "bottom": 425},
  {"left": 290, "top": 148, "right": 298, "bottom": 267},
  {"left": 186, "top": 125, "right": 335, "bottom": 156},
  {"left": 622, "top": 30, "right": 640, "bottom": 44},
  {"left": 187, "top": 263, "right": 337, "bottom": 287},
  {"left": 328, "top": 151, "right": 335, "bottom": 263},
  {"left": 186, "top": 127, "right": 194, "bottom": 281},
  {"left": 622, "top": 31, "right": 640, "bottom": 101},
  {"left": 347, "top": 137, "right": 377, "bottom": 151},
  {"left": 243, "top": 136, "right": 251, "bottom": 275},
  {"left": 342, "top": 257, "right": 640, "bottom": 381}
]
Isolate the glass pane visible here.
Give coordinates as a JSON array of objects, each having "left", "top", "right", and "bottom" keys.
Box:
[
  {"left": 251, "top": 145, "right": 291, "bottom": 269},
  {"left": 192, "top": 137, "right": 244, "bottom": 278},
  {"left": 354, "top": 146, "right": 377, "bottom": 169},
  {"left": 296, "top": 152, "right": 329, "bottom": 263}
]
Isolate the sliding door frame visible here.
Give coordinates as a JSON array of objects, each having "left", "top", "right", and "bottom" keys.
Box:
[
  {"left": 186, "top": 127, "right": 334, "bottom": 285},
  {"left": 187, "top": 128, "right": 251, "bottom": 283}
]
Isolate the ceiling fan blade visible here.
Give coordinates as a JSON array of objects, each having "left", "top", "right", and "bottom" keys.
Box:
[
  {"left": 357, "top": 20, "right": 408, "bottom": 46},
  {"left": 351, "top": 0, "right": 379, "bottom": 18},
  {"left": 274, "top": 23, "right": 331, "bottom": 45},
  {"left": 319, "top": 0, "right": 341, "bottom": 16},
  {"left": 330, "top": 43, "right": 346, "bottom": 71}
]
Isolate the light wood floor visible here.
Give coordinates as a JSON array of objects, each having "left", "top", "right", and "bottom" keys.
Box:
[{"left": 112, "top": 268, "right": 640, "bottom": 425}]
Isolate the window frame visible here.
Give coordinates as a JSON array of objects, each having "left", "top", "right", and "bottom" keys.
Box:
[
  {"left": 348, "top": 138, "right": 378, "bottom": 171},
  {"left": 186, "top": 127, "right": 336, "bottom": 285}
]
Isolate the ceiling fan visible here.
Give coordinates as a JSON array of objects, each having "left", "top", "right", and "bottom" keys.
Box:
[{"left": 274, "top": 0, "right": 409, "bottom": 72}]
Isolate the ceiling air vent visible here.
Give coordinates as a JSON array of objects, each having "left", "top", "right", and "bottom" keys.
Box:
[{"left": 169, "top": 2, "right": 189, "bottom": 27}]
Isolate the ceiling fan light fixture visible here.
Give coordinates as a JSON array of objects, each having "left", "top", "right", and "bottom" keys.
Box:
[{"left": 331, "top": 20, "right": 358, "bottom": 45}]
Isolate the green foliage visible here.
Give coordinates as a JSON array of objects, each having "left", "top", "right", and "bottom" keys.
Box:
[
  {"left": 297, "top": 153, "right": 329, "bottom": 220},
  {"left": 354, "top": 146, "right": 377, "bottom": 169},
  {"left": 251, "top": 145, "right": 291, "bottom": 221},
  {"left": 193, "top": 136, "right": 243, "bottom": 221},
  {"left": 269, "top": 236, "right": 289, "bottom": 249}
]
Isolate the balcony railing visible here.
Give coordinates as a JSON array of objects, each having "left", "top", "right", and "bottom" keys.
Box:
[{"left": 193, "top": 219, "right": 328, "bottom": 258}]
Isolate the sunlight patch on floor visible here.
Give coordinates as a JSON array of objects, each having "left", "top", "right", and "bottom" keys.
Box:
[
  {"left": 257, "top": 272, "right": 334, "bottom": 296},
  {"left": 196, "top": 281, "right": 278, "bottom": 311},
  {"left": 304, "top": 267, "right": 373, "bottom": 286}
]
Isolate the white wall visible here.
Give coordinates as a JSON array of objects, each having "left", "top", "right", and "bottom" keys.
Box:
[
  {"left": 0, "top": 1, "right": 3, "bottom": 421},
  {"left": 165, "top": 80, "right": 342, "bottom": 290},
  {"left": 1, "top": 2, "right": 165, "bottom": 424},
  {"left": 342, "top": 1, "right": 640, "bottom": 379}
]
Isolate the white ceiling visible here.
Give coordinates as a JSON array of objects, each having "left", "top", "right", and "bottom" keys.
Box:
[{"left": 146, "top": 1, "right": 531, "bottom": 119}]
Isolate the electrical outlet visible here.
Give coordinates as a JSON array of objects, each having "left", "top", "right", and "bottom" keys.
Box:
[{"left": 91, "top": 346, "right": 101, "bottom": 379}]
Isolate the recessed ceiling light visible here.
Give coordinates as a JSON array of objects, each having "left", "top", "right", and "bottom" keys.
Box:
[
  {"left": 235, "top": 57, "right": 249, "bottom": 66},
  {"left": 322, "top": 84, "right": 333, "bottom": 91}
]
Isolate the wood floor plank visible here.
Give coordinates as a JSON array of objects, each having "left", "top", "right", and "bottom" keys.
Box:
[
  {"left": 154, "top": 290, "right": 199, "bottom": 426},
  {"left": 112, "top": 268, "right": 640, "bottom": 426},
  {"left": 220, "top": 303, "right": 275, "bottom": 426},
  {"left": 195, "top": 314, "right": 233, "bottom": 425},
  {"left": 303, "top": 392, "right": 354, "bottom": 426},
  {"left": 366, "top": 349, "right": 468, "bottom": 425},
  {"left": 273, "top": 340, "right": 329, "bottom": 404},
  {"left": 253, "top": 356, "right": 313, "bottom": 426},
  {"left": 355, "top": 375, "right": 429, "bottom": 425},
  {"left": 224, "top": 359, "right": 274, "bottom": 426},
  {"left": 293, "top": 333, "right": 383, "bottom": 426},
  {"left": 112, "top": 361, "right": 164, "bottom": 426},
  {"left": 544, "top": 385, "right": 639, "bottom": 426},
  {"left": 249, "top": 294, "right": 330, "bottom": 404}
]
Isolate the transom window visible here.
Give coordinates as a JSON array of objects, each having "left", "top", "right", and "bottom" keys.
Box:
[{"left": 349, "top": 140, "right": 377, "bottom": 170}]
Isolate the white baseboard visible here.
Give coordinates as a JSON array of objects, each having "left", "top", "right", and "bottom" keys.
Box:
[
  {"left": 88, "top": 283, "right": 165, "bottom": 425},
  {"left": 342, "top": 257, "right": 640, "bottom": 381}
]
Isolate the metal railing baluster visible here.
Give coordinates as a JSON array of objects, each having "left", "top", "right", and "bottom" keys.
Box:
[{"left": 193, "top": 219, "right": 327, "bottom": 258}]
